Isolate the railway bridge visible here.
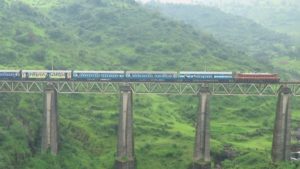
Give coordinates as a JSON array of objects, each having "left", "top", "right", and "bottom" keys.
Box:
[{"left": 1, "top": 80, "right": 300, "bottom": 169}]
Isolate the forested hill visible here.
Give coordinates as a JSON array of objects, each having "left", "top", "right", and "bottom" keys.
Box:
[
  {"left": 194, "top": 0, "right": 300, "bottom": 38},
  {"left": 151, "top": 4, "right": 292, "bottom": 53},
  {"left": 0, "top": 1, "right": 299, "bottom": 169},
  {"left": 146, "top": 3, "right": 300, "bottom": 79},
  {"left": 0, "top": 0, "right": 260, "bottom": 71}
]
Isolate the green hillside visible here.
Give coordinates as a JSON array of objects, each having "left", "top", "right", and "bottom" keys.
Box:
[
  {"left": 196, "top": 0, "right": 300, "bottom": 39},
  {"left": 0, "top": 0, "right": 259, "bottom": 71},
  {"left": 147, "top": 3, "right": 300, "bottom": 79},
  {"left": 0, "top": 0, "right": 299, "bottom": 169}
]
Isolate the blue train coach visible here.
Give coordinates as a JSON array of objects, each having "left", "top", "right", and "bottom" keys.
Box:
[
  {"left": 179, "top": 71, "right": 233, "bottom": 82},
  {"left": 0, "top": 70, "right": 21, "bottom": 79},
  {"left": 125, "top": 71, "right": 177, "bottom": 81},
  {"left": 73, "top": 71, "right": 125, "bottom": 81}
]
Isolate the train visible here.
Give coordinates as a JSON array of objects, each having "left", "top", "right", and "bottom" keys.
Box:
[{"left": 0, "top": 70, "right": 280, "bottom": 83}]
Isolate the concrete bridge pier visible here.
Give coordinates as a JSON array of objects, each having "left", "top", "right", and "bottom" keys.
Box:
[
  {"left": 41, "top": 85, "right": 58, "bottom": 155},
  {"left": 192, "top": 87, "right": 211, "bottom": 169},
  {"left": 115, "top": 85, "right": 135, "bottom": 169},
  {"left": 272, "top": 86, "right": 292, "bottom": 162}
]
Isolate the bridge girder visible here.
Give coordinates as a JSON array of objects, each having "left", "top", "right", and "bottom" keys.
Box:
[{"left": 0, "top": 81, "right": 300, "bottom": 96}]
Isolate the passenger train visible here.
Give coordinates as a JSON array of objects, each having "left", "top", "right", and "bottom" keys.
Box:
[{"left": 0, "top": 70, "right": 280, "bottom": 83}]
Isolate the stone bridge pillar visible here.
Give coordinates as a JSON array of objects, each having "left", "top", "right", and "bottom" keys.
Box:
[
  {"left": 115, "top": 85, "right": 135, "bottom": 169},
  {"left": 193, "top": 87, "right": 211, "bottom": 169},
  {"left": 41, "top": 85, "right": 58, "bottom": 155},
  {"left": 272, "top": 86, "right": 292, "bottom": 162}
]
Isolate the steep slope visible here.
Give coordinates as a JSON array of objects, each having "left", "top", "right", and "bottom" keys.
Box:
[
  {"left": 146, "top": 3, "right": 300, "bottom": 79},
  {"left": 193, "top": 0, "right": 300, "bottom": 39},
  {"left": 1, "top": 0, "right": 258, "bottom": 71},
  {"left": 0, "top": 1, "right": 299, "bottom": 169}
]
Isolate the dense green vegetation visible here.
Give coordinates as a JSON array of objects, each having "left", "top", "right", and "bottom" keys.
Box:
[
  {"left": 174, "top": 0, "right": 300, "bottom": 39},
  {"left": 0, "top": 0, "right": 259, "bottom": 71},
  {"left": 212, "top": 0, "right": 300, "bottom": 39},
  {"left": 147, "top": 3, "right": 300, "bottom": 79},
  {"left": 0, "top": 0, "right": 300, "bottom": 169}
]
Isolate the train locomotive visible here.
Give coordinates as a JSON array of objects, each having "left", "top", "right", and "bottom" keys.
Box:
[{"left": 0, "top": 70, "right": 280, "bottom": 83}]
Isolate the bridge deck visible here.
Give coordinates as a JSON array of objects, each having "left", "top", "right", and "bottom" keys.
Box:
[{"left": 0, "top": 80, "right": 300, "bottom": 96}]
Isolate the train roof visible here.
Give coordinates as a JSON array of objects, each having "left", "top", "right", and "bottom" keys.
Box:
[
  {"left": 73, "top": 70, "right": 124, "bottom": 73},
  {"left": 179, "top": 71, "right": 233, "bottom": 75},
  {"left": 22, "top": 70, "right": 72, "bottom": 73},
  {"left": 126, "top": 71, "right": 177, "bottom": 74},
  {"left": 0, "top": 70, "right": 20, "bottom": 72},
  {"left": 237, "top": 73, "right": 278, "bottom": 75}
]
